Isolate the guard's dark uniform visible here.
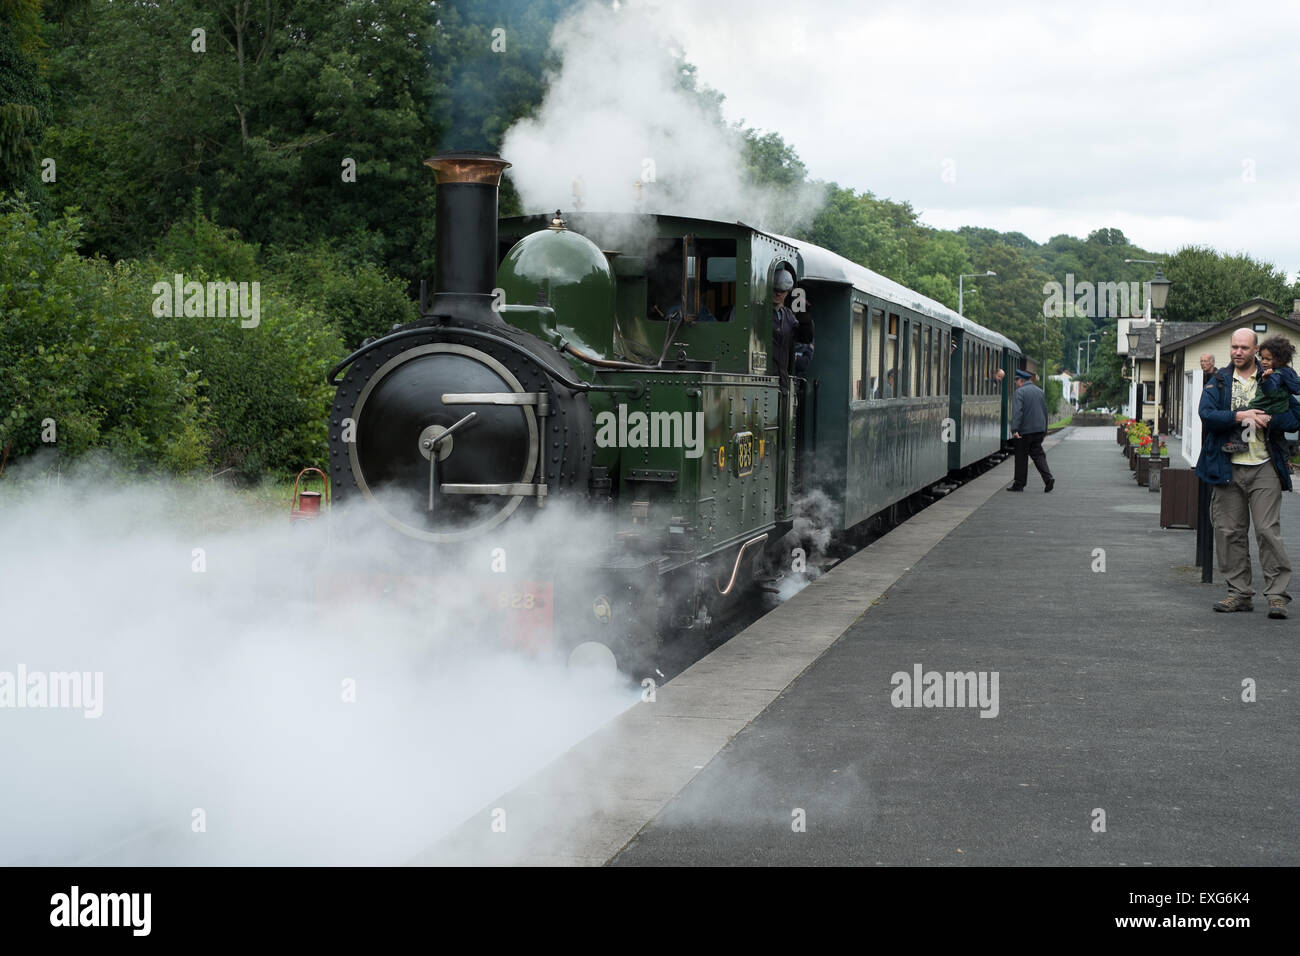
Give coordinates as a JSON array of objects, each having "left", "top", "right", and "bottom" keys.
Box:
[{"left": 1010, "top": 377, "right": 1053, "bottom": 490}]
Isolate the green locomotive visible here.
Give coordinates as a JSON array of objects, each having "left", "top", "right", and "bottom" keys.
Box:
[{"left": 325, "top": 153, "right": 1021, "bottom": 673}]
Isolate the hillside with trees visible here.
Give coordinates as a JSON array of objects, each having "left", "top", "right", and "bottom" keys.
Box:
[{"left": 3, "top": 0, "right": 1296, "bottom": 478}]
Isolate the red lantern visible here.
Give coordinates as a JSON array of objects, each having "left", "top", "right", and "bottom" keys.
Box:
[{"left": 290, "top": 467, "right": 329, "bottom": 525}]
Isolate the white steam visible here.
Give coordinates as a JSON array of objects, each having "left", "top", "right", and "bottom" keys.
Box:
[
  {"left": 502, "top": 0, "right": 825, "bottom": 234},
  {"left": 0, "top": 464, "right": 636, "bottom": 865},
  {"left": 768, "top": 487, "right": 839, "bottom": 601}
]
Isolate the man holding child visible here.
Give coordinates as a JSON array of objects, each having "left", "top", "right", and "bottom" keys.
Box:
[{"left": 1195, "top": 328, "right": 1300, "bottom": 618}]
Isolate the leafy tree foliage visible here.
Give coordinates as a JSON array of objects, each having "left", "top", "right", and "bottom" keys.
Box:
[
  {"left": 0, "top": 0, "right": 50, "bottom": 197},
  {"left": 9, "top": 0, "right": 1298, "bottom": 484},
  {"left": 0, "top": 201, "right": 208, "bottom": 472},
  {"left": 146, "top": 201, "right": 345, "bottom": 478},
  {"left": 1160, "top": 245, "right": 1294, "bottom": 324},
  {"left": 43, "top": 0, "right": 440, "bottom": 279}
]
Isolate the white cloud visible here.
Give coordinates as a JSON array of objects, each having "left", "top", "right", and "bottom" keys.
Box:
[{"left": 644, "top": 0, "right": 1300, "bottom": 280}]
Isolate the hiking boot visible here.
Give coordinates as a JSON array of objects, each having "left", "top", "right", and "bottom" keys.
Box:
[
  {"left": 1213, "top": 594, "right": 1253, "bottom": 613},
  {"left": 1268, "top": 598, "right": 1289, "bottom": 619},
  {"left": 1006, "top": 484, "right": 1025, "bottom": 492}
]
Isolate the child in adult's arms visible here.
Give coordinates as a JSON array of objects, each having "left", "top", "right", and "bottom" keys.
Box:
[{"left": 1222, "top": 335, "right": 1300, "bottom": 453}]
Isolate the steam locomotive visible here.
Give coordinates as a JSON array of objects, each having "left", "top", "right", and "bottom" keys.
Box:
[{"left": 322, "top": 152, "right": 1022, "bottom": 673}]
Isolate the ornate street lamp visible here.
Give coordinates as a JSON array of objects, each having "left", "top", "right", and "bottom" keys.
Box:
[{"left": 1125, "top": 260, "right": 1173, "bottom": 488}]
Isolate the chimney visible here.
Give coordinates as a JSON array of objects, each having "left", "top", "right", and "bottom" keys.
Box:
[{"left": 423, "top": 151, "right": 511, "bottom": 298}]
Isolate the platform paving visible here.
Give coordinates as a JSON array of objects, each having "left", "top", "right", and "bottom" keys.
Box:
[
  {"left": 610, "top": 427, "right": 1299, "bottom": 865},
  {"left": 415, "top": 427, "right": 1299, "bottom": 865}
]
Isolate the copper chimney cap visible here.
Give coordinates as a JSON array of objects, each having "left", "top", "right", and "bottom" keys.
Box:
[{"left": 423, "top": 151, "right": 511, "bottom": 185}]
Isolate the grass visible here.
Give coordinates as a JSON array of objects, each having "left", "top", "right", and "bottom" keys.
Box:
[{"left": 0, "top": 465, "right": 304, "bottom": 536}]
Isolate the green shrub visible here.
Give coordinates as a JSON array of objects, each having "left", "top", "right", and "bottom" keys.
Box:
[
  {"left": 1045, "top": 377, "right": 1063, "bottom": 416},
  {"left": 262, "top": 236, "right": 417, "bottom": 350},
  {"left": 149, "top": 210, "right": 345, "bottom": 480},
  {"left": 0, "top": 201, "right": 208, "bottom": 473}
]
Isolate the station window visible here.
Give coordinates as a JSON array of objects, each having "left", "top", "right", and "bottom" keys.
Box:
[{"left": 851, "top": 304, "right": 865, "bottom": 400}]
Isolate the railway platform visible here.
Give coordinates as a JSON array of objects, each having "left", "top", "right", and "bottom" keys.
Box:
[{"left": 414, "top": 426, "right": 1300, "bottom": 866}]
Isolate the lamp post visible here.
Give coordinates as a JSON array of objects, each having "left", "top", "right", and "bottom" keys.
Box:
[
  {"left": 958, "top": 271, "right": 995, "bottom": 316},
  {"left": 1086, "top": 333, "right": 1100, "bottom": 371},
  {"left": 1126, "top": 325, "right": 1142, "bottom": 420},
  {"left": 1126, "top": 259, "right": 1172, "bottom": 489}
]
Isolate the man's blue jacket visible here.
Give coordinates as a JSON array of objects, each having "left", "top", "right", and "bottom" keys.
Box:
[{"left": 1194, "top": 363, "right": 1300, "bottom": 490}]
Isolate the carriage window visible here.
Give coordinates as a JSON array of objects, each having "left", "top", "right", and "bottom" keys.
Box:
[
  {"left": 942, "top": 331, "right": 950, "bottom": 393},
  {"left": 932, "top": 328, "right": 942, "bottom": 396},
  {"left": 851, "top": 304, "right": 865, "bottom": 400},
  {"left": 915, "top": 323, "right": 925, "bottom": 395},
  {"left": 886, "top": 313, "right": 900, "bottom": 397},
  {"left": 923, "top": 326, "right": 932, "bottom": 396},
  {"left": 870, "top": 309, "right": 883, "bottom": 399},
  {"left": 904, "top": 321, "right": 915, "bottom": 395}
]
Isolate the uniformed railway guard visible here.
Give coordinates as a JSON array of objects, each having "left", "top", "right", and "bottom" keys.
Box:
[{"left": 1008, "top": 369, "right": 1054, "bottom": 492}]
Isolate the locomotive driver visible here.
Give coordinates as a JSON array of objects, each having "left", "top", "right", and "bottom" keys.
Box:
[{"left": 772, "top": 269, "right": 814, "bottom": 390}]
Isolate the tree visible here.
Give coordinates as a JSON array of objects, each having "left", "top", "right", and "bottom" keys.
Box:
[
  {"left": 43, "top": 0, "right": 441, "bottom": 281},
  {"left": 799, "top": 184, "right": 910, "bottom": 281},
  {"left": 741, "top": 128, "right": 807, "bottom": 190},
  {"left": 965, "top": 244, "right": 1060, "bottom": 373},
  {"left": 0, "top": 0, "right": 50, "bottom": 197},
  {"left": 1080, "top": 332, "right": 1128, "bottom": 411},
  {"left": 1161, "top": 245, "right": 1296, "bottom": 324}
]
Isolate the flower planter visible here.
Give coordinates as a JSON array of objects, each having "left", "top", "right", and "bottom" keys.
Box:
[
  {"left": 1137, "top": 455, "right": 1150, "bottom": 484},
  {"left": 1117, "top": 425, "right": 1128, "bottom": 445},
  {"left": 1129, "top": 449, "right": 1139, "bottom": 470}
]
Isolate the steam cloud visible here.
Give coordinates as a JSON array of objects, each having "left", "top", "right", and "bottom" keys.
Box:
[
  {"left": 501, "top": 0, "right": 826, "bottom": 235},
  {"left": 0, "top": 458, "right": 636, "bottom": 865}
]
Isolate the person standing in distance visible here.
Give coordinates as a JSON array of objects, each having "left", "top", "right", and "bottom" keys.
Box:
[
  {"left": 1008, "top": 369, "right": 1054, "bottom": 492},
  {"left": 1195, "top": 328, "right": 1299, "bottom": 618},
  {"left": 1200, "top": 352, "right": 1217, "bottom": 381}
]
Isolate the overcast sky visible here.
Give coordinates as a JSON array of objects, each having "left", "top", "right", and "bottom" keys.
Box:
[{"left": 648, "top": 0, "right": 1300, "bottom": 283}]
